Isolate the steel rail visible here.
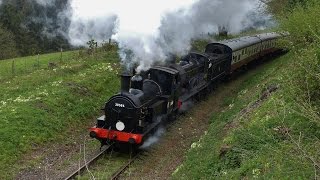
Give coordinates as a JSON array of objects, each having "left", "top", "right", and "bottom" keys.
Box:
[
  {"left": 64, "top": 145, "right": 113, "bottom": 180},
  {"left": 110, "top": 152, "right": 140, "bottom": 180}
]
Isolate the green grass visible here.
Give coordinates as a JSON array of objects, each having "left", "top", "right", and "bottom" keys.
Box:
[
  {"left": 0, "top": 51, "right": 78, "bottom": 81},
  {"left": 172, "top": 48, "right": 320, "bottom": 179},
  {"left": 77, "top": 152, "right": 131, "bottom": 180},
  {"left": 0, "top": 49, "right": 121, "bottom": 179},
  {"left": 173, "top": 1, "right": 320, "bottom": 178}
]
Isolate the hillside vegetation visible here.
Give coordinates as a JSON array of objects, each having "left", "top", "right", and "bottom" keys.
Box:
[
  {"left": 173, "top": 0, "right": 320, "bottom": 179},
  {"left": 0, "top": 0, "right": 71, "bottom": 60},
  {"left": 0, "top": 46, "right": 121, "bottom": 179}
]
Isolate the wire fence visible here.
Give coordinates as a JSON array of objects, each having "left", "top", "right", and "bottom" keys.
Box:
[
  {"left": 0, "top": 50, "right": 79, "bottom": 80},
  {"left": 0, "top": 41, "right": 118, "bottom": 81}
]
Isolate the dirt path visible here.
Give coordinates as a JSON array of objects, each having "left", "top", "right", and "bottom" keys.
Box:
[{"left": 15, "top": 121, "right": 102, "bottom": 180}]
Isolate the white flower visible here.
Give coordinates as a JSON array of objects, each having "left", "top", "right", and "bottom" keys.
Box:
[
  {"left": 252, "top": 168, "right": 260, "bottom": 178},
  {"left": 13, "top": 96, "right": 31, "bottom": 103},
  {"left": 191, "top": 142, "right": 197, "bottom": 149},
  {"left": 39, "top": 90, "right": 49, "bottom": 96},
  {"left": 52, "top": 80, "right": 63, "bottom": 87}
]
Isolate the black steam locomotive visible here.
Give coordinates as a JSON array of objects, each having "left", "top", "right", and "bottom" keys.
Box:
[{"left": 89, "top": 32, "right": 284, "bottom": 148}]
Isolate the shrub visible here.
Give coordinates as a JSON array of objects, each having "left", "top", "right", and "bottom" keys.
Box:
[{"left": 280, "top": 0, "right": 320, "bottom": 47}]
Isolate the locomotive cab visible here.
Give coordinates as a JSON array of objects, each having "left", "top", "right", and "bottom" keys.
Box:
[{"left": 148, "top": 67, "right": 180, "bottom": 113}]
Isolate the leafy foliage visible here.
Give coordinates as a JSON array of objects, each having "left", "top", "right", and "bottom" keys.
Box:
[
  {"left": 0, "top": 25, "right": 18, "bottom": 59},
  {"left": 280, "top": 0, "right": 320, "bottom": 46},
  {"left": 0, "top": 0, "right": 71, "bottom": 59}
]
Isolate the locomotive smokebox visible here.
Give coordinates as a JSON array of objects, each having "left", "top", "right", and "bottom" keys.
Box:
[
  {"left": 131, "top": 74, "right": 143, "bottom": 90},
  {"left": 120, "top": 73, "right": 132, "bottom": 93}
]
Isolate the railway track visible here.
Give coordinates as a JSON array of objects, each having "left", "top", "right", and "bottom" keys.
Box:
[
  {"left": 110, "top": 152, "right": 140, "bottom": 180},
  {"left": 64, "top": 143, "right": 140, "bottom": 180},
  {"left": 64, "top": 145, "right": 113, "bottom": 180}
]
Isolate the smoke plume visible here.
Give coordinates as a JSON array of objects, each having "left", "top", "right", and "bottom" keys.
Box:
[
  {"left": 61, "top": 0, "right": 272, "bottom": 71},
  {"left": 68, "top": 15, "right": 118, "bottom": 46},
  {"left": 179, "top": 100, "right": 194, "bottom": 113},
  {"left": 140, "top": 126, "right": 165, "bottom": 150},
  {"left": 158, "top": 0, "right": 258, "bottom": 55},
  {"left": 116, "top": 0, "right": 271, "bottom": 72},
  {"left": 29, "top": 0, "right": 72, "bottom": 40},
  {"left": 34, "top": 0, "right": 55, "bottom": 6}
]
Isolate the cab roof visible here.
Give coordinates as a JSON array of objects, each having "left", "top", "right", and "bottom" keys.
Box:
[{"left": 150, "top": 66, "right": 179, "bottom": 75}]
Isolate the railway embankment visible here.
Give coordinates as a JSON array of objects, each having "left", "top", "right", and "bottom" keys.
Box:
[
  {"left": 0, "top": 48, "right": 121, "bottom": 179},
  {"left": 173, "top": 1, "right": 320, "bottom": 178}
]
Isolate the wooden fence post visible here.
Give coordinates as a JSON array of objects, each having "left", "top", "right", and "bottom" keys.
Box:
[
  {"left": 12, "top": 60, "right": 15, "bottom": 75},
  {"left": 60, "top": 47, "right": 63, "bottom": 62},
  {"left": 37, "top": 54, "right": 40, "bottom": 69}
]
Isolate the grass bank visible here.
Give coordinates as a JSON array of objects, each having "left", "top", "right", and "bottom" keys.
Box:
[
  {"left": 174, "top": 51, "right": 319, "bottom": 179},
  {"left": 173, "top": 1, "right": 320, "bottom": 178},
  {"left": 0, "top": 49, "right": 121, "bottom": 179}
]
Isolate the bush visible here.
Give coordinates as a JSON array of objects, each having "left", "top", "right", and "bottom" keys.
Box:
[
  {"left": 279, "top": 0, "right": 320, "bottom": 126},
  {"left": 280, "top": 0, "right": 320, "bottom": 47}
]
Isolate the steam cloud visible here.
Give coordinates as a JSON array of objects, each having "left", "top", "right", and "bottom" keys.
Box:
[
  {"left": 140, "top": 126, "right": 165, "bottom": 149},
  {"left": 7, "top": 0, "right": 272, "bottom": 71},
  {"left": 35, "top": 0, "right": 55, "bottom": 6},
  {"left": 4, "top": 0, "right": 73, "bottom": 41},
  {"left": 158, "top": 0, "right": 259, "bottom": 55},
  {"left": 32, "top": 2, "right": 71, "bottom": 40},
  {"left": 115, "top": 0, "right": 271, "bottom": 72},
  {"left": 179, "top": 100, "right": 194, "bottom": 113},
  {"left": 68, "top": 15, "right": 118, "bottom": 46}
]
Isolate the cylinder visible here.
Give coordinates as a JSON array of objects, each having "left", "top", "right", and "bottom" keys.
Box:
[{"left": 120, "top": 73, "right": 132, "bottom": 93}]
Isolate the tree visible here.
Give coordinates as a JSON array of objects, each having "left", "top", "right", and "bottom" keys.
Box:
[
  {"left": 0, "top": 0, "right": 71, "bottom": 57},
  {"left": 0, "top": 25, "right": 18, "bottom": 60}
]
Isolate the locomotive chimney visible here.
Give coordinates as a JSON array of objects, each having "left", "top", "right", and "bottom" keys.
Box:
[{"left": 120, "top": 72, "right": 132, "bottom": 93}]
